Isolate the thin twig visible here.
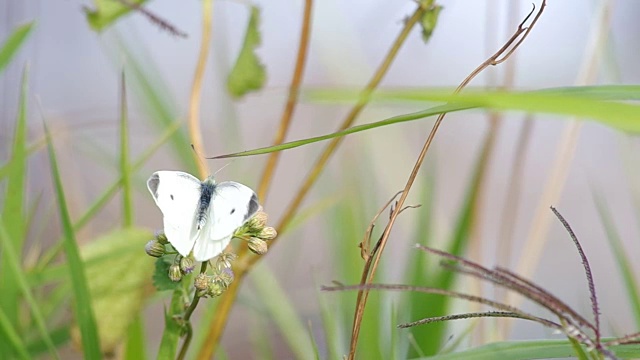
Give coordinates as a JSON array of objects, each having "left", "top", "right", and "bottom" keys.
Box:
[
  {"left": 114, "top": 0, "right": 188, "bottom": 38},
  {"left": 196, "top": 2, "right": 314, "bottom": 358},
  {"left": 187, "top": 0, "right": 213, "bottom": 179},
  {"left": 256, "top": 0, "right": 314, "bottom": 203},
  {"left": 551, "top": 207, "right": 601, "bottom": 345},
  {"left": 346, "top": 3, "right": 547, "bottom": 358},
  {"left": 360, "top": 191, "right": 403, "bottom": 260}
]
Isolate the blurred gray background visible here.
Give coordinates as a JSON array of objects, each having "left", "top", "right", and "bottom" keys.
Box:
[{"left": 1, "top": 0, "right": 639, "bottom": 358}]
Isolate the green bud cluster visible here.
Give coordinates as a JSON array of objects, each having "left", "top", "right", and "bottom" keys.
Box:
[{"left": 232, "top": 210, "right": 278, "bottom": 256}]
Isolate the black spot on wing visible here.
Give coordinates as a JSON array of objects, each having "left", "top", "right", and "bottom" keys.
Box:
[
  {"left": 230, "top": 208, "right": 235, "bottom": 215},
  {"left": 147, "top": 173, "right": 160, "bottom": 198},
  {"left": 244, "top": 193, "right": 260, "bottom": 221},
  {"left": 170, "top": 194, "right": 174, "bottom": 200}
]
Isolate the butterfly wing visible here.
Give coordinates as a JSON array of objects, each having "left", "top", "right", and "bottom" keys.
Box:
[
  {"left": 147, "top": 171, "right": 202, "bottom": 257},
  {"left": 192, "top": 181, "right": 260, "bottom": 261}
]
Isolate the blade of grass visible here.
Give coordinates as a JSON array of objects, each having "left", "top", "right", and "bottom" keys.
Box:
[
  {"left": 250, "top": 263, "right": 315, "bottom": 359},
  {"left": 592, "top": 191, "right": 640, "bottom": 328},
  {"left": 214, "top": 85, "right": 640, "bottom": 159},
  {"left": 0, "top": 66, "right": 29, "bottom": 356},
  {"left": 43, "top": 121, "right": 102, "bottom": 359},
  {"left": 0, "top": 22, "right": 34, "bottom": 72},
  {"left": 413, "top": 339, "right": 640, "bottom": 360},
  {"left": 119, "top": 71, "right": 133, "bottom": 227},
  {"left": 0, "top": 223, "right": 59, "bottom": 359},
  {"left": 0, "top": 306, "right": 30, "bottom": 359}
]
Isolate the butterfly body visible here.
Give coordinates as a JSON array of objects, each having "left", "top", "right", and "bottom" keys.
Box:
[{"left": 147, "top": 171, "right": 259, "bottom": 261}]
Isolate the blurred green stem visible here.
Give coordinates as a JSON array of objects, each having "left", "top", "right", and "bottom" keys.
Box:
[{"left": 177, "top": 262, "right": 207, "bottom": 360}]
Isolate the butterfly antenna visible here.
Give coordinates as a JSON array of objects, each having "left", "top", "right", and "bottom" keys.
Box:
[{"left": 213, "top": 162, "right": 233, "bottom": 177}]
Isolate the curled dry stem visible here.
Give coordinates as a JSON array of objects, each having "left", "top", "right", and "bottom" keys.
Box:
[{"left": 346, "top": 2, "right": 547, "bottom": 358}]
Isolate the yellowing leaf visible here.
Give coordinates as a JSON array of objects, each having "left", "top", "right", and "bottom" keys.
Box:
[
  {"left": 227, "top": 6, "right": 266, "bottom": 98},
  {"left": 71, "top": 227, "right": 155, "bottom": 354}
]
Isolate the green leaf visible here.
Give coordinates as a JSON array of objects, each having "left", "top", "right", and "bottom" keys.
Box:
[
  {"left": 0, "top": 22, "right": 34, "bottom": 72},
  {"left": 153, "top": 257, "right": 181, "bottom": 291},
  {"left": 419, "top": 5, "right": 443, "bottom": 43},
  {"left": 43, "top": 121, "right": 102, "bottom": 359},
  {"left": 84, "top": 0, "right": 148, "bottom": 32},
  {"left": 0, "top": 66, "right": 29, "bottom": 356},
  {"left": 72, "top": 227, "right": 154, "bottom": 354},
  {"left": 227, "top": 6, "right": 266, "bottom": 98},
  {"left": 413, "top": 339, "right": 640, "bottom": 360}
]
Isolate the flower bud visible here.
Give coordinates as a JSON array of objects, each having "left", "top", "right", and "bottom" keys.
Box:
[
  {"left": 216, "top": 252, "right": 237, "bottom": 270},
  {"left": 155, "top": 231, "right": 169, "bottom": 244},
  {"left": 248, "top": 237, "right": 268, "bottom": 255},
  {"left": 194, "top": 273, "right": 209, "bottom": 291},
  {"left": 180, "top": 256, "right": 195, "bottom": 274},
  {"left": 248, "top": 211, "right": 268, "bottom": 229},
  {"left": 145, "top": 239, "right": 165, "bottom": 257},
  {"left": 259, "top": 227, "right": 277, "bottom": 240},
  {"left": 168, "top": 264, "right": 182, "bottom": 282},
  {"left": 218, "top": 267, "right": 235, "bottom": 287},
  {"left": 208, "top": 280, "right": 225, "bottom": 297}
]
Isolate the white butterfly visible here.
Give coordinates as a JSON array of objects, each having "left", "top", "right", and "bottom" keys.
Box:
[{"left": 147, "top": 171, "right": 260, "bottom": 261}]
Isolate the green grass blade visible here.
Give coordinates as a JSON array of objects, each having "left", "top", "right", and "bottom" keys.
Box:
[
  {"left": 0, "top": 22, "right": 34, "bottom": 72},
  {"left": 43, "top": 121, "right": 102, "bottom": 359},
  {"left": 123, "top": 313, "right": 147, "bottom": 360},
  {"left": 592, "top": 192, "right": 640, "bottom": 328},
  {"left": 119, "top": 71, "right": 133, "bottom": 227},
  {"left": 212, "top": 103, "right": 471, "bottom": 158},
  {"left": 215, "top": 85, "right": 640, "bottom": 159},
  {"left": 0, "top": 306, "right": 30, "bottom": 359},
  {"left": 113, "top": 34, "right": 196, "bottom": 172},
  {"left": 413, "top": 339, "right": 640, "bottom": 360},
  {"left": 250, "top": 263, "right": 316, "bottom": 359},
  {"left": 0, "top": 223, "right": 59, "bottom": 359},
  {"left": 0, "top": 65, "right": 29, "bottom": 355}
]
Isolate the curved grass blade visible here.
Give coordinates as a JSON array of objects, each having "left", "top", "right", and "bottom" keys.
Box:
[
  {"left": 119, "top": 71, "right": 133, "bottom": 227},
  {"left": 210, "top": 103, "right": 471, "bottom": 158},
  {"left": 0, "top": 22, "right": 34, "bottom": 72},
  {"left": 0, "top": 65, "right": 29, "bottom": 356},
  {"left": 0, "top": 223, "right": 59, "bottom": 359},
  {"left": 213, "top": 85, "right": 640, "bottom": 159},
  {"left": 43, "top": 121, "right": 102, "bottom": 359},
  {"left": 0, "top": 296, "right": 30, "bottom": 359},
  {"left": 412, "top": 339, "right": 640, "bottom": 360}
]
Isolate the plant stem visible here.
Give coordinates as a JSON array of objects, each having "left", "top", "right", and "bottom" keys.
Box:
[
  {"left": 176, "top": 262, "right": 208, "bottom": 360},
  {"left": 188, "top": 0, "right": 213, "bottom": 179}
]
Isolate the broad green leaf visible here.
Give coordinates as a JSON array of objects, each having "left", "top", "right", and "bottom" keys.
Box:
[
  {"left": 0, "top": 66, "right": 29, "bottom": 356},
  {"left": 214, "top": 85, "right": 640, "bottom": 159},
  {"left": 71, "top": 227, "right": 154, "bottom": 354},
  {"left": 414, "top": 339, "right": 640, "bottom": 360},
  {"left": 0, "top": 22, "right": 34, "bottom": 72},
  {"left": 43, "top": 121, "right": 102, "bottom": 359},
  {"left": 0, "top": 223, "right": 59, "bottom": 359},
  {"left": 153, "top": 257, "right": 181, "bottom": 291},
  {"left": 84, "top": 0, "right": 148, "bottom": 32},
  {"left": 250, "top": 263, "right": 316, "bottom": 359},
  {"left": 227, "top": 6, "right": 266, "bottom": 98}
]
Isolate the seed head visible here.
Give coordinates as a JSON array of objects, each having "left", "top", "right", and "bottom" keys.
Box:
[
  {"left": 259, "top": 227, "right": 277, "bottom": 240},
  {"left": 180, "top": 256, "right": 195, "bottom": 274}
]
